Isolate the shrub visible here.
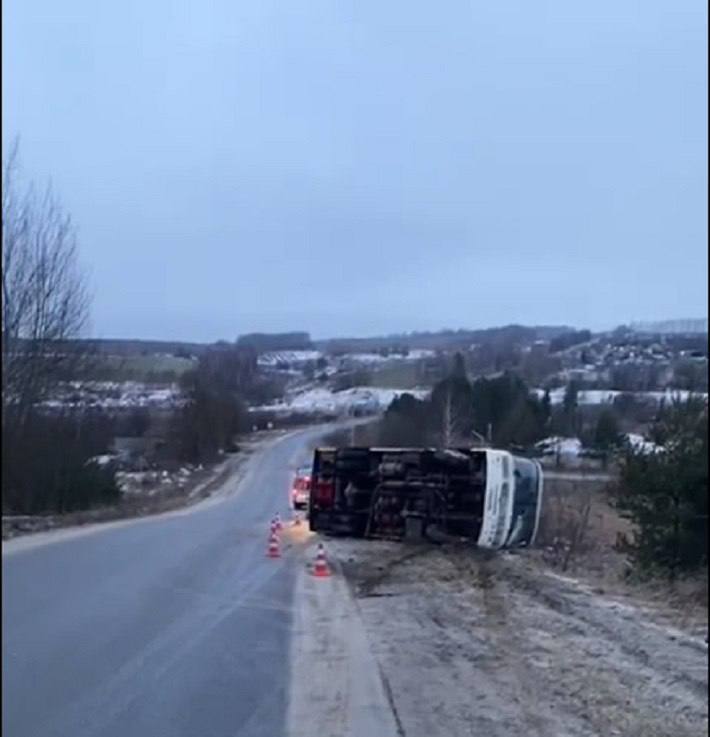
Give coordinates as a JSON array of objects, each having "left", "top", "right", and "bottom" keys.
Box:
[{"left": 2, "top": 409, "right": 120, "bottom": 514}]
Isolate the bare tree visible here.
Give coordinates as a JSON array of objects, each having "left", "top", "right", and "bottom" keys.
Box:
[
  {"left": 539, "top": 481, "right": 594, "bottom": 572},
  {"left": 440, "top": 386, "right": 455, "bottom": 446},
  {"left": 2, "top": 140, "right": 91, "bottom": 423},
  {"left": 439, "top": 385, "right": 472, "bottom": 447}
]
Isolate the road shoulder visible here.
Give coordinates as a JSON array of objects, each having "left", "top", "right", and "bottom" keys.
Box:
[{"left": 285, "top": 539, "right": 401, "bottom": 737}]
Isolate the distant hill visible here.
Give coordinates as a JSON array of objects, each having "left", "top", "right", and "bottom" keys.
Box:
[
  {"left": 629, "top": 319, "right": 708, "bottom": 335},
  {"left": 73, "top": 334, "right": 316, "bottom": 357},
  {"left": 80, "top": 339, "right": 209, "bottom": 357},
  {"left": 54, "top": 325, "right": 576, "bottom": 361},
  {"left": 9, "top": 337, "right": 209, "bottom": 358},
  {"left": 236, "top": 332, "right": 314, "bottom": 352},
  {"left": 317, "top": 325, "right": 574, "bottom": 353}
]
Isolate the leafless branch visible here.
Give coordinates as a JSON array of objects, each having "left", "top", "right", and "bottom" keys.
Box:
[
  {"left": 439, "top": 385, "right": 471, "bottom": 447},
  {"left": 2, "top": 140, "right": 91, "bottom": 421}
]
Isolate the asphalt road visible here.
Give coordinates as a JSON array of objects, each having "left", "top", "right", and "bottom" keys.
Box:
[{"left": 2, "top": 427, "right": 330, "bottom": 737}]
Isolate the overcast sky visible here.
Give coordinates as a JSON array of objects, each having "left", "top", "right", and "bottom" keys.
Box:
[{"left": 3, "top": 1, "right": 707, "bottom": 341}]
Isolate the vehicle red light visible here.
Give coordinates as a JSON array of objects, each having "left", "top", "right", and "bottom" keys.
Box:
[{"left": 313, "top": 480, "right": 334, "bottom": 504}]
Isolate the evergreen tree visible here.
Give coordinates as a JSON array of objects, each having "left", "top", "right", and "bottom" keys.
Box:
[
  {"left": 612, "top": 398, "right": 708, "bottom": 577},
  {"left": 562, "top": 381, "right": 580, "bottom": 435},
  {"left": 450, "top": 352, "right": 467, "bottom": 380},
  {"left": 470, "top": 372, "right": 545, "bottom": 447},
  {"left": 541, "top": 389, "right": 552, "bottom": 429},
  {"left": 563, "top": 380, "right": 579, "bottom": 413},
  {"left": 594, "top": 408, "right": 622, "bottom": 450},
  {"left": 379, "top": 393, "right": 429, "bottom": 446}
]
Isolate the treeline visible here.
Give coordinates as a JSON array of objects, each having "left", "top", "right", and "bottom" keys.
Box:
[
  {"left": 378, "top": 355, "right": 551, "bottom": 448},
  {"left": 376, "top": 355, "right": 700, "bottom": 457},
  {"left": 75, "top": 338, "right": 207, "bottom": 358},
  {"left": 549, "top": 329, "right": 592, "bottom": 353},
  {"left": 171, "top": 343, "right": 283, "bottom": 463},
  {"left": 377, "top": 358, "right": 618, "bottom": 450},
  {"left": 2, "top": 410, "right": 120, "bottom": 514},
  {"left": 236, "top": 332, "right": 313, "bottom": 352},
  {"left": 319, "top": 324, "right": 572, "bottom": 354}
]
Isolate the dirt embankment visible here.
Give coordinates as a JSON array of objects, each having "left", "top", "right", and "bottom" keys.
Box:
[{"left": 330, "top": 538, "right": 708, "bottom": 737}]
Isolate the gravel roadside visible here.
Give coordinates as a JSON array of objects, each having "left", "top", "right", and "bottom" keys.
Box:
[{"left": 328, "top": 539, "right": 708, "bottom": 737}]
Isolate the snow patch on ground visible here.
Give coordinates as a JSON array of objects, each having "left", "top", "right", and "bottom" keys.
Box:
[
  {"left": 536, "top": 436, "right": 583, "bottom": 458},
  {"left": 335, "top": 349, "right": 436, "bottom": 365},
  {"left": 257, "top": 351, "right": 323, "bottom": 367},
  {"left": 86, "top": 454, "right": 115, "bottom": 467},
  {"left": 251, "top": 386, "right": 430, "bottom": 415},
  {"left": 536, "top": 433, "right": 663, "bottom": 459},
  {"left": 42, "top": 381, "right": 185, "bottom": 410},
  {"left": 532, "top": 388, "right": 707, "bottom": 406},
  {"left": 624, "top": 433, "right": 664, "bottom": 454}
]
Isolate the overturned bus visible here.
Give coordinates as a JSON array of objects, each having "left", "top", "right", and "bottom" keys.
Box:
[{"left": 307, "top": 447, "right": 544, "bottom": 549}]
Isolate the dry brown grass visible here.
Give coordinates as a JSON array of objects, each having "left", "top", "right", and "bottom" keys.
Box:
[
  {"left": 537, "top": 477, "right": 630, "bottom": 575},
  {"left": 535, "top": 477, "right": 708, "bottom": 633}
]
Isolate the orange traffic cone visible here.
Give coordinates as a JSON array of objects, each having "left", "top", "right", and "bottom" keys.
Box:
[
  {"left": 312, "top": 543, "right": 331, "bottom": 577},
  {"left": 266, "top": 532, "right": 281, "bottom": 558}
]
